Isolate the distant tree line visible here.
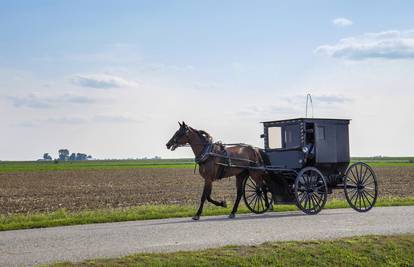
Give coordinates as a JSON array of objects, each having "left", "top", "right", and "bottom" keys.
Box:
[{"left": 40, "top": 149, "right": 92, "bottom": 161}]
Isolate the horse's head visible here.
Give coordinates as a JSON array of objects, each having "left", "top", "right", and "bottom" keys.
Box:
[{"left": 166, "top": 121, "right": 191, "bottom": 151}]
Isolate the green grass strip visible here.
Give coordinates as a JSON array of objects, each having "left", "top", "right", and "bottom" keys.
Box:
[
  {"left": 1, "top": 158, "right": 414, "bottom": 173},
  {"left": 1, "top": 197, "right": 413, "bottom": 232},
  {"left": 0, "top": 160, "right": 195, "bottom": 173},
  {"left": 49, "top": 234, "right": 414, "bottom": 267}
]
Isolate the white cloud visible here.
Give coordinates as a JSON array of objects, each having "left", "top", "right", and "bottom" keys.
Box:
[
  {"left": 46, "top": 116, "right": 88, "bottom": 124},
  {"left": 70, "top": 74, "right": 138, "bottom": 89},
  {"left": 17, "top": 114, "right": 140, "bottom": 127},
  {"left": 332, "top": 17, "right": 353, "bottom": 27},
  {"left": 6, "top": 93, "right": 95, "bottom": 109},
  {"left": 315, "top": 29, "right": 414, "bottom": 60},
  {"left": 92, "top": 115, "right": 140, "bottom": 124},
  {"left": 311, "top": 95, "right": 352, "bottom": 104},
  {"left": 237, "top": 94, "right": 352, "bottom": 119}
]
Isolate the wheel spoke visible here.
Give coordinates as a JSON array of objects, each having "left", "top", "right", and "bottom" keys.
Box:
[
  {"left": 307, "top": 194, "right": 313, "bottom": 210},
  {"left": 258, "top": 196, "right": 264, "bottom": 211},
  {"left": 346, "top": 187, "right": 357, "bottom": 192},
  {"left": 297, "top": 191, "right": 305, "bottom": 198},
  {"left": 309, "top": 194, "right": 318, "bottom": 211},
  {"left": 299, "top": 191, "right": 307, "bottom": 204},
  {"left": 303, "top": 194, "right": 309, "bottom": 209},
  {"left": 359, "top": 164, "right": 365, "bottom": 183},
  {"left": 350, "top": 168, "right": 358, "bottom": 183},
  {"left": 253, "top": 195, "right": 259, "bottom": 210},
  {"left": 246, "top": 182, "right": 256, "bottom": 190},
  {"left": 355, "top": 165, "right": 361, "bottom": 183},
  {"left": 353, "top": 191, "right": 359, "bottom": 207},
  {"left": 361, "top": 192, "right": 367, "bottom": 209},
  {"left": 311, "top": 194, "right": 321, "bottom": 210},
  {"left": 245, "top": 188, "right": 257, "bottom": 192},
  {"left": 350, "top": 189, "right": 358, "bottom": 201},
  {"left": 346, "top": 169, "right": 359, "bottom": 184},
  {"left": 303, "top": 174, "right": 310, "bottom": 186},
  {"left": 363, "top": 179, "right": 374, "bottom": 186},
  {"left": 361, "top": 191, "right": 372, "bottom": 207},
  {"left": 315, "top": 185, "right": 326, "bottom": 191},
  {"left": 360, "top": 166, "right": 368, "bottom": 184},
  {"left": 364, "top": 189, "right": 376, "bottom": 199},
  {"left": 248, "top": 194, "right": 256, "bottom": 207},
  {"left": 347, "top": 175, "right": 358, "bottom": 185},
  {"left": 313, "top": 192, "right": 323, "bottom": 203},
  {"left": 361, "top": 173, "right": 373, "bottom": 185},
  {"left": 261, "top": 195, "right": 266, "bottom": 211},
  {"left": 246, "top": 192, "right": 257, "bottom": 200}
]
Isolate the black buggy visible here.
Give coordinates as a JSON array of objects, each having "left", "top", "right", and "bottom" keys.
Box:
[{"left": 243, "top": 118, "right": 379, "bottom": 215}]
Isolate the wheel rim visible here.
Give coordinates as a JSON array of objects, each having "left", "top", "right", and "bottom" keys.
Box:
[
  {"left": 344, "top": 162, "right": 378, "bottom": 212},
  {"left": 243, "top": 176, "right": 270, "bottom": 214},
  {"left": 295, "top": 168, "right": 327, "bottom": 215}
]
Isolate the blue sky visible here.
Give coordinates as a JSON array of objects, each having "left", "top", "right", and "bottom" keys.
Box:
[{"left": 1, "top": 1, "right": 414, "bottom": 160}]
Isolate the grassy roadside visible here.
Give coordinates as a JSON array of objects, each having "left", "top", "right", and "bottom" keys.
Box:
[
  {"left": 1, "top": 197, "right": 413, "bottom": 232},
  {"left": 49, "top": 235, "right": 414, "bottom": 267},
  {"left": 0, "top": 160, "right": 194, "bottom": 173}
]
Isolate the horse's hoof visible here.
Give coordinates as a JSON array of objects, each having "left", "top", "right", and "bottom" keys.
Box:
[
  {"left": 221, "top": 201, "right": 227, "bottom": 208},
  {"left": 228, "top": 213, "right": 235, "bottom": 219},
  {"left": 192, "top": 215, "right": 200, "bottom": 221}
]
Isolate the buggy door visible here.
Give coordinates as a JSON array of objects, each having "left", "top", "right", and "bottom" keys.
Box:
[{"left": 315, "top": 124, "right": 337, "bottom": 163}]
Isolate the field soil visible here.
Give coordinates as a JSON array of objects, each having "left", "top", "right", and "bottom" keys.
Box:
[{"left": 1, "top": 167, "right": 413, "bottom": 214}]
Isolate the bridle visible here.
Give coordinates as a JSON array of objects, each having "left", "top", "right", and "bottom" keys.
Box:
[{"left": 170, "top": 127, "right": 212, "bottom": 149}]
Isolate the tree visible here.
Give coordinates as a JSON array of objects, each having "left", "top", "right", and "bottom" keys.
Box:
[
  {"left": 58, "top": 149, "right": 70, "bottom": 161},
  {"left": 43, "top": 153, "right": 52, "bottom": 160},
  {"left": 69, "top": 153, "right": 77, "bottom": 161},
  {"left": 76, "top": 153, "right": 87, "bottom": 160}
]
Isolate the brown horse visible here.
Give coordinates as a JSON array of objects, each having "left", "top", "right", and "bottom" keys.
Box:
[{"left": 166, "top": 122, "right": 265, "bottom": 220}]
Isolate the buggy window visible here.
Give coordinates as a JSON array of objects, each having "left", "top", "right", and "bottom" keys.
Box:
[
  {"left": 316, "top": 126, "right": 325, "bottom": 140},
  {"left": 268, "top": 127, "right": 282, "bottom": 149},
  {"left": 284, "top": 124, "right": 301, "bottom": 148}
]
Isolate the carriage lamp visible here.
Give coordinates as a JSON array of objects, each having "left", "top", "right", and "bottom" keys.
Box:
[{"left": 302, "top": 146, "right": 309, "bottom": 153}]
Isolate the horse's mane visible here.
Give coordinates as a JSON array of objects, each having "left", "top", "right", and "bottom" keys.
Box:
[{"left": 198, "top": 130, "right": 213, "bottom": 143}]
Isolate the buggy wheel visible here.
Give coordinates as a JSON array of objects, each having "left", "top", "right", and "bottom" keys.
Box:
[
  {"left": 344, "top": 162, "right": 378, "bottom": 212},
  {"left": 294, "top": 167, "right": 327, "bottom": 215},
  {"left": 242, "top": 176, "right": 271, "bottom": 214}
]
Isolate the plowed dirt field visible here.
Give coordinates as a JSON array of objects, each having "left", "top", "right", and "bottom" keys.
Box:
[{"left": 1, "top": 167, "right": 413, "bottom": 214}]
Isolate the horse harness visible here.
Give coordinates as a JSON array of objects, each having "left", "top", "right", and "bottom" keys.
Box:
[{"left": 194, "top": 136, "right": 259, "bottom": 179}]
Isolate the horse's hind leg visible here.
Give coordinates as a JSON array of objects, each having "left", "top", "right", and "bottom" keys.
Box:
[{"left": 229, "top": 172, "right": 247, "bottom": 219}]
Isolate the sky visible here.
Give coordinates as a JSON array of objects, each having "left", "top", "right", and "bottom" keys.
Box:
[{"left": 1, "top": 1, "right": 414, "bottom": 160}]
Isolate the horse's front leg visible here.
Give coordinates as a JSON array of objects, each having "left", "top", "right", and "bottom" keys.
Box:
[
  {"left": 206, "top": 182, "right": 227, "bottom": 208},
  {"left": 229, "top": 172, "right": 246, "bottom": 219},
  {"left": 193, "top": 180, "right": 209, "bottom": 220}
]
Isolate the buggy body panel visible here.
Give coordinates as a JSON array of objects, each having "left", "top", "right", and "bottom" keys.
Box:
[{"left": 261, "top": 118, "right": 350, "bottom": 177}]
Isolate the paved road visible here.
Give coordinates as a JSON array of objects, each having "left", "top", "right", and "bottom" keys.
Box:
[{"left": 1, "top": 206, "right": 413, "bottom": 267}]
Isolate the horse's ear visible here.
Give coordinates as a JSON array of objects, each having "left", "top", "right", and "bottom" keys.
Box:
[
  {"left": 182, "top": 121, "right": 186, "bottom": 126},
  {"left": 178, "top": 121, "right": 182, "bottom": 127}
]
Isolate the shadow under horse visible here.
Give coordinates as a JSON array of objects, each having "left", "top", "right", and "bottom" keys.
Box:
[{"left": 166, "top": 122, "right": 265, "bottom": 220}]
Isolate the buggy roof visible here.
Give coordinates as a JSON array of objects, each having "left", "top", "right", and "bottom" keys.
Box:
[{"left": 261, "top": 118, "right": 351, "bottom": 125}]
